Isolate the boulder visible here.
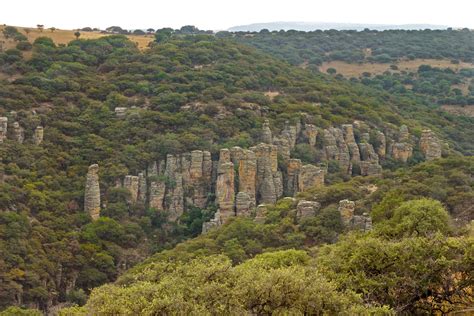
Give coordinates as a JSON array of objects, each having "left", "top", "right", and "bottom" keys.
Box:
[{"left": 296, "top": 200, "right": 321, "bottom": 221}]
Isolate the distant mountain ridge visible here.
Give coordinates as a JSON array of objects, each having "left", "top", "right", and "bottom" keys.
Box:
[{"left": 228, "top": 21, "right": 449, "bottom": 32}]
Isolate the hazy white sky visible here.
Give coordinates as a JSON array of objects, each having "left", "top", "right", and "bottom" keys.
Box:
[{"left": 1, "top": 0, "right": 473, "bottom": 30}]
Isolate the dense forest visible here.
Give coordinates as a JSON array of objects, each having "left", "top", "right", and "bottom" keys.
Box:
[{"left": 0, "top": 26, "right": 473, "bottom": 315}]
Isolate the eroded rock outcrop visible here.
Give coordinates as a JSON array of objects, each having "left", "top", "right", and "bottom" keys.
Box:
[
  {"left": 419, "top": 129, "right": 442, "bottom": 161},
  {"left": 84, "top": 164, "right": 100, "bottom": 220}
]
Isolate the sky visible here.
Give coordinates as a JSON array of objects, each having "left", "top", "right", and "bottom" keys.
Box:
[{"left": 1, "top": 0, "right": 473, "bottom": 31}]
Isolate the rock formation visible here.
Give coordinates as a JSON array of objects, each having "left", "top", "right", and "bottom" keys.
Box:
[
  {"left": 164, "top": 154, "right": 184, "bottom": 221},
  {"left": 0, "top": 117, "right": 7, "bottom": 143},
  {"left": 137, "top": 172, "right": 147, "bottom": 202},
  {"left": 254, "top": 204, "right": 268, "bottom": 223},
  {"left": 84, "top": 164, "right": 100, "bottom": 220},
  {"left": 338, "top": 199, "right": 355, "bottom": 226},
  {"left": 124, "top": 175, "right": 140, "bottom": 203},
  {"left": 324, "top": 127, "right": 351, "bottom": 174},
  {"left": 298, "top": 164, "right": 325, "bottom": 192},
  {"left": 302, "top": 124, "right": 318, "bottom": 147},
  {"left": 261, "top": 119, "right": 273, "bottom": 144},
  {"left": 281, "top": 121, "right": 298, "bottom": 150},
  {"left": 419, "top": 129, "right": 441, "bottom": 160},
  {"left": 343, "top": 124, "right": 361, "bottom": 163},
  {"left": 391, "top": 142, "right": 413, "bottom": 162},
  {"left": 236, "top": 149, "right": 257, "bottom": 208},
  {"left": 390, "top": 125, "right": 413, "bottom": 162},
  {"left": 235, "top": 192, "right": 252, "bottom": 216},
  {"left": 296, "top": 200, "right": 321, "bottom": 221},
  {"left": 375, "top": 131, "right": 386, "bottom": 158},
  {"left": 351, "top": 213, "right": 373, "bottom": 232},
  {"left": 286, "top": 159, "right": 302, "bottom": 196},
  {"left": 114, "top": 107, "right": 127, "bottom": 117},
  {"left": 12, "top": 122, "right": 24, "bottom": 143},
  {"left": 251, "top": 143, "right": 282, "bottom": 204},
  {"left": 34, "top": 126, "right": 44, "bottom": 145},
  {"left": 215, "top": 149, "right": 235, "bottom": 223}
]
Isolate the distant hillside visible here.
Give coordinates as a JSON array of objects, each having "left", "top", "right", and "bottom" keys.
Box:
[{"left": 228, "top": 21, "right": 449, "bottom": 32}]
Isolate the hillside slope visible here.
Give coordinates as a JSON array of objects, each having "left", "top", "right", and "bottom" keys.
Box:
[{"left": 0, "top": 33, "right": 473, "bottom": 312}]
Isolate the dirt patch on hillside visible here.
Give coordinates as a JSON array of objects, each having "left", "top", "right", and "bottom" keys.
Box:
[
  {"left": 320, "top": 59, "right": 474, "bottom": 78},
  {"left": 441, "top": 105, "right": 474, "bottom": 117}
]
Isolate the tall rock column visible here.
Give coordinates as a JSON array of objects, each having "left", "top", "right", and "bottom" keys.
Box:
[
  {"left": 390, "top": 125, "right": 413, "bottom": 162},
  {"left": 342, "top": 124, "right": 361, "bottom": 163},
  {"left": 261, "top": 119, "right": 273, "bottom": 144},
  {"left": 237, "top": 149, "right": 257, "bottom": 208},
  {"left": 216, "top": 149, "right": 235, "bottom": 223},
  {"left": 375, "top": 131, "right": 386, "bottom": 158},
  {"left": 137, "top": 172, "right": 147, "bottom": 203},
  {"left": 124, "top": 175, "right": 140, "bottom": 203},
  {"left": 84, "top": 164, "right": 100, "bottom": 220},
  {"left": 338, "top": 199, "right": 355, "bottom": 226},
  {"left": 33, "top": 126, "right": 44, "bottom": 145},
  {"left": 0, "top": 117, "right": 8, "bottom": 143},
  {"left": 164, "top": 154, "right": 184, "bottom": 221},
  {"left": 302, "top": 124, "right": 318, "bottom": 147},
  {"left": 330, "top": 127, "right": 351, "bottom": 174},
  {"left": 281, "top": 121, "right": 298, "bottom": 150},
  {"left": 419, "top": 129, "right": 442, "bottom": 161},
  {"left": 252, "top": 143, "right": 280, "bottom": 205},
  {"left": 358, "top": 142, "right": 382, "bottom": 176},
  {"left": 12, "top": 122, "right": 24, "bottom": 143},
  {"left": 286, "top": 158, "right": 302, "bottom": 196},
  {"left": 148, "top": 161, "right": 166, "bottom": 211}
]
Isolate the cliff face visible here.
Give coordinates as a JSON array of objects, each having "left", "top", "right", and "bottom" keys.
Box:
[{"left": 84, "top": 118, "right": 444, "bottom": 226}]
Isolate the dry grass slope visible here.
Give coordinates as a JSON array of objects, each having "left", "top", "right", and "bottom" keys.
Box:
[{"left": 0, "top": 25, "right": 154, "bottom": 52}]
